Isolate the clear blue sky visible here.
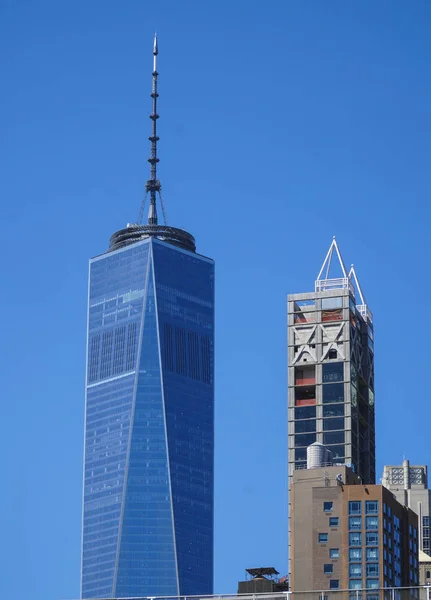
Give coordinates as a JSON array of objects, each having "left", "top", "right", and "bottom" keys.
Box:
[{"left": 1, "top": 2, "right": 430, "bottom": 599}]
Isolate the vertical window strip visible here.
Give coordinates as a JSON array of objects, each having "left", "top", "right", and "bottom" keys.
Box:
[
  {"left": 175, "top": 327, "right": 187, "bottom": 376},
  {"left": 100, "top": 330, "right": 114, "bottom": 379},
  {"left": 112, "top": 326, "right": 126, "bottom": 375},
  {"left": 164, "top": 323, "right": 174, "bottom": 372},
  {"left": 88, "top": 334, "right": 101, "bottom": 382},
  {"left": 201, "top": 335, "right": 212, "bottom": 384},
  {"left": 125, "top": 322, "right": 138, "bottom": 371},
  {"left": 188, "top": 331, "right": 200, "bottom": 380}
]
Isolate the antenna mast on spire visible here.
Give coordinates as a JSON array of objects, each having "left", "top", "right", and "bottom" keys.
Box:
[
  {"left": 108, "top": 35, "right": 197, "bottom": 254},
  {"left": 138, "top": 34, "right": 168, "bottom": 225}
]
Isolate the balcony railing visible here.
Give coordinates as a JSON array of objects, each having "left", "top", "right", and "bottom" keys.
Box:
[
  {"left": 356, "top": 303, "right": 374, "bottom": 324},
  {"left": 69, "top": 586, "right": 431, "bottom": 600},
  {"left": 315, "top": 277, "right": 355, "bottom": 294}
]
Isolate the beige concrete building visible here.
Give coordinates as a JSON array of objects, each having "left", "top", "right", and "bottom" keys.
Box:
[{"left": 291, "top": 465, "right": 419, "bottom": 592}]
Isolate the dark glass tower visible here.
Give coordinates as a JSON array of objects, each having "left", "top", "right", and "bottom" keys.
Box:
[{"left": 81, "top": 37, "right": 214, "bottom": 599}]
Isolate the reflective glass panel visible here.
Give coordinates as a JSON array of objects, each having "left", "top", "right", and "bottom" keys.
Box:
[{"left": 322, "top": 383, "right": 345, "bottom": 403}]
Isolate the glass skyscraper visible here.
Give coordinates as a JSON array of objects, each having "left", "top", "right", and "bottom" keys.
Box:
[{"left": 81, "top": 36, "right": 214, "bottom": 599}]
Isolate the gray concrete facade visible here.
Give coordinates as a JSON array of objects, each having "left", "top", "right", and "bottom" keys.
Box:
[
  {"left": 287, "top": 286, "right": 376, "bottom": 488},
  {"left": 383, "top": 460, "right": 431, "bottom": 557}
]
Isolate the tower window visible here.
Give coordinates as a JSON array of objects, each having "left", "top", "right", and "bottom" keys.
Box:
[
  {"left": 295, "top": 385, "right": 316, "bottom": 406},
  {"left": 322, "top": 297, "right": 343, "bottom": 309},
  {"left": 295, "top": 405, "right": 316, "bottom": 420},
  {"left": 295, "top": 419, "right": 316, "bottom": 434},
  {"left": 323, "top": 417, "right": 345, "bottom": 431},
  {"left": 322, "top": 309, "right": 343, "bottom": 322},
  {"left": 323, "top": 362, "right": 344, "bottom": 383},
  {"left": 295, "top": 365, "right": 316, "bottom": 385},
  {"left": 322, "top": 383, "right": 344, "bottom": 403},
  {"left": 323, "top": 431, "right": 345, "bottom": 445},
  {"left": 294, "top": 433, "right": 317, "bottom": 447}
]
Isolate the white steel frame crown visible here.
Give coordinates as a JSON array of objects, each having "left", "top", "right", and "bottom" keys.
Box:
[{"left": 315, "top": 237, "right": 373, "bottom": 323}]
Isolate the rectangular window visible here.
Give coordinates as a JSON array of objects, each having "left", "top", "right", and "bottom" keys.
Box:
[
  {"left": 322, "top": 309, "right": 343, "bottom": 322},
  {"left": 349, "top": 532, "right": 362, "bottom": 546},
  {"left": 329, "top": 580, "right": 339, "bottom": 589},
  {"left": 366, "top": 547, "right": 378, "bottom": 561},
  {"left": 294, "top": 433, "right": 317, "bottom": 447},
  {"left": 295, "top": 448, "right": 307, "bottom": 461},
  {"left": 323, "top": 404, "right": 344, "bottom": 417},
  {"left": 322, "top": 297, "right": 343, "bottom": 310},
  {"left": 295, "top": 385, "right": 316, "bottom": 405},
  {"left": 324, "top": 564, "right": 334, "bottom": 574},
  {"left": 319, "top": 533, "right": 328, "bottom": 543},
  {"left": 323, "top": 431, "right": 345, "bottom": 445},
  {"left": 327, "top": 444, "right": 345, "bottom": 459},
  {"left": 366, "top": 516, "right": 379, "bottom": 530},
  {"left": 366, "top": 564, "right": 379, "bottom": 577},
  {"left": 295, "top": 365, "right": 316, "bottom": 385},
  {"left": 329, "top": 517, "right": 339, "bottom": 527},
  {"left": 366, "top": 579, "right": 379, "bottom": 589},
  {"left": 349, "top": 580, "right": 362, "bottom": 590},
  {"left": 323, "top": 417, "right": 345, "bottom": 431},
  {"left": 294, "top": 299, "right": 315, "bottom": 311},
  {"left": 295, "top": 406, "right": 316, "bottom": 420},
  {"left": 349, "top": 516, "right": 362, "bottom": 530},
  {"left": 295, "top": 419, "right": 316, "bottom": 433},
  {"left": 349, "top": 501, "right": 362, "bottom": 515},
  {"left": 366, "top": 501, "right": 378, "bottom": 514},
  {"left": 322, "top": 361, "right": 344, "bottom": 383},
  {"left": 366, "top": 532, "right": 379, "bottom": 546},
  {"left": 330, "top": 548, "right": 340, "bottom": 559},
  {"left": 349, "top": 548, "right": 361, "bottom": 561},
  {"left": 294, "top": 309, "right": 316, "bottom": 324},
  {"left": 324, "top": 502, "right": 333, "bottom": 513},
  {"left": 322, "top": 383, "right": 344, "bottom": 403},
  {"left": 349, "top": 564, "right": 362, "bottom": 576}
]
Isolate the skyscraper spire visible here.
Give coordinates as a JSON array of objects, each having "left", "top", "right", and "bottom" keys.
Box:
[
  {"left": 146, "top": 33, "right": 160, "bottom": 225},
  {"left": 109, "top": 35, "right": 197, "bottom": 254}
]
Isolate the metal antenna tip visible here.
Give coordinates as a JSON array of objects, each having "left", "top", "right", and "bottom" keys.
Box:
[{"left": 153, "top": 33, "right": 158, "bottom": 54}]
